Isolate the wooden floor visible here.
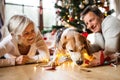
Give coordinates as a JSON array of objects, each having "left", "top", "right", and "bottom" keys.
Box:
[{"left": 0, "top": 62, "right": 120, "bottom": 80}]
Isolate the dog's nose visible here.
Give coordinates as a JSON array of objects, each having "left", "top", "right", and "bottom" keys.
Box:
[{"left": 76, "top": 60, "right": 83, "bottom": 65}]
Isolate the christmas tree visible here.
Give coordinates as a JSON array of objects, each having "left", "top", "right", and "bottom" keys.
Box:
[{"left": 55, "top": 0, "right": 110, "bottom": 32}]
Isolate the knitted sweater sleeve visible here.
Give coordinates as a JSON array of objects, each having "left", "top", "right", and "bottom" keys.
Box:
[{"left": 102, "top": 15, "right": 120, "bottom": 55}]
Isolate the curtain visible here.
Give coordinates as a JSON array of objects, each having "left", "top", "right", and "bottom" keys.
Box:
[
  {"left": 0, "top": 0, "right": 5, "bottom": 23},
  {"left": 0, "top": 0, "right": 5, "bottom": 40},
  {"left": 109, "top": 0, "right": 120, "bottom": 19}
]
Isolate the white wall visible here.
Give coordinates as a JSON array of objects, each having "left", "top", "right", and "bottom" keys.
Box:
[{"left": 109, "top": 0, "right": 120, "bottom": 19}]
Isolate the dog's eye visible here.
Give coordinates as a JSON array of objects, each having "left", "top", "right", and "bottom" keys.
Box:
[{"left": 69, "top": 50, "right": 74, "bottom": 52}]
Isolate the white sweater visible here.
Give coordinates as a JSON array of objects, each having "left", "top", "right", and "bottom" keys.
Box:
[{"left": 0, "top": 31, "right": 50, "bottom": 67}]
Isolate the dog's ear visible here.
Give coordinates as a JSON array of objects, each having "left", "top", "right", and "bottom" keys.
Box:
[
  {"left": 78, "top": 34, "right": 91, "bottom": 55},
  {"left": 84, "top": 38, "right": 91, "bottom": 55},
  {"left": 60, "top": 35, "right": 67, "bottom": 50},
  {"left": 62, "top": 42, "right": 67, "bottom": 49}
]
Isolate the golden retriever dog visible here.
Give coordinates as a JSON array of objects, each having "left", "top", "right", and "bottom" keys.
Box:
[
  {"left": 48, "top": 27, "right": 120, "bottom": 68},
  {"left": 48, "top": 27, "right": 95, "bottom": 67}
]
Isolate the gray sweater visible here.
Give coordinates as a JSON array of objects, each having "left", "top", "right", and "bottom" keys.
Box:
[{"left": 102, "top": 15, "right": 120, "bottom": 55}]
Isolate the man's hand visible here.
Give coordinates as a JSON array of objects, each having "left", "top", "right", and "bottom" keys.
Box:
[{"left": 89, "top": 50, "right": 106, "bottom": 67}]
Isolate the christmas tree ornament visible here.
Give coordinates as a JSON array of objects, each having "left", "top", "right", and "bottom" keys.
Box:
[
  {"left": 69, "top": 7, "right": 73, "bottom": 16},
  {"left": 57, "top": 0, "right": 62, "bottom": 6},
  {"left": 75, "top": 16, "right": 78, "bottom": 19},
  {"left": 67, "top": 20, "right": 69, "bottom": 22},
  {"left": 84, "top": 0, "right": 89, "bottom": 5},
  {"left": 77, "top": 21, "right": 80, "bottom": 24},
  {"left": 79, "top": 2, "right": 85, "bottom": 9},
  {"left": 104, "top": 0, "right": 109, "bottom": 11},
  {"left": 56, "top": 9, "right": 61, "bottom": 15},
  {"left": 69, "top": 17, "right": 74, "bottom": 22}
]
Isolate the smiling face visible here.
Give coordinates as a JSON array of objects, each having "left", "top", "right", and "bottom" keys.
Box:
[
  {"left": 19, "top": 23, "right": 36, "bottom": 46},
  {"left": 83, "top": 11, "right": 103, "bottom": 33}
]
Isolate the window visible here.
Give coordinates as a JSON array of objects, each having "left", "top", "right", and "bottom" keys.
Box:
[
  {"left": 43, "top": 0, "right": 56, "bottom": 30},
  {"left": 5, "top": 0, "right": 56, "bottom": 30}
]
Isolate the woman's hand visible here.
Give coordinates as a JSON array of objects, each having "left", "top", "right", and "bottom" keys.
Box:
[{"left": 15, "top": 55, "right": 30, "bottom": 65}]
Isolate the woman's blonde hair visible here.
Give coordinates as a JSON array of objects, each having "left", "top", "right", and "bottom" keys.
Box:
[
  {"left": 2, "top": 15, "right": 37, "bottom": 39},
  {"left": 8, "top": 15, "right": 34, "bottom": 35}
]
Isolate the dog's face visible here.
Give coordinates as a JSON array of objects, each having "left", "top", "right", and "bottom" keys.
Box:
[{"left": 57, "top": 28, "right": 90, "bottom": 65}]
